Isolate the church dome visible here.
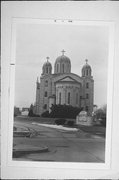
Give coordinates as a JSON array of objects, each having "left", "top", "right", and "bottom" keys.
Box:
[
  {"left": 43, "top": 61, "right": 52, "bottom": 68},
  {"left": 42, "top": 57, "right": 52, "bottom": 75},
  {"left": 54, "top": 50, "right": 71, "bottom": 74},
  {"left": 82, "top": 63, "right": 91, "bottom": 71},
  {"left": 55, "top": 55, "right": 71, "bottom": 64},
  {"left": 82, "top": 59, "right": 92, "bottom": 77}
]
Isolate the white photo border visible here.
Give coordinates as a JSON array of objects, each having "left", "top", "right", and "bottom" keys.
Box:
[{"left": 5, "top": 18, "right": 115, "bottom": 170}]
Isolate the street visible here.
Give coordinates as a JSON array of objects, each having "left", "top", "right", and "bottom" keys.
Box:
[{"left": 13, "top": 117, "right": 105, "bottom": 162}]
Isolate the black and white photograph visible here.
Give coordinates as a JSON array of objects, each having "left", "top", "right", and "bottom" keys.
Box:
[
  {"left": 2, "top": 2, "right": 119, "bottom": 179},
  {"left": 12, "top": 20, "right": 110, "bottom": 164}
]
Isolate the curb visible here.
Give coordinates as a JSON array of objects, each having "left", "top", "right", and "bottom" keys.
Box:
[{"left": 13, "top": 146, "right": 49, "bottom": 158}]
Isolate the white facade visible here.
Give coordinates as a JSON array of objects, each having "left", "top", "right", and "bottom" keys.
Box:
[{"left": 34, "top": 51, "right": 94, "bottom": 116}]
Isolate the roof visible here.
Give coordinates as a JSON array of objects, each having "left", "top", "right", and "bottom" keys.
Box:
[
  {"left": 43, "top": 61, "right": 52, "bottom": 67},
  {"left": 55, "top": 55, "right": 71, "bottom": 64}
]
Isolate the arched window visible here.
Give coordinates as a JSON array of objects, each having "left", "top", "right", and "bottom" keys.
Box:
[
  {"left": 68, "top": 92, "right": 70, "bottom": 104},
  {"left": 59, "top": 92, "right": 61, "bottom": 104},
  {"left": 86, "top": 69, "right": 88, "bottom": 76},
  {"left": 44, "top": 91, "right": 47, "bottom": 97},
  {"left": 46, "top": 67, "right": 48, "bottom": 74},
  {"left": 45, "top": 80, "right": 48, "bottom": 87},
  {"left": 86, "top": 82, "right": 89, "bottom": 88},
  {"left": 57, "top": 64, "right": 59, "bottom": 73},
  {"left": 62, "top": 64, "right": 64, "bottom": 73},
  {"left": 76, "top": 93, "right": 78, "bottom": 104},
  {"left": 84, "top": 70, "right": 85, "bottom": 76}
]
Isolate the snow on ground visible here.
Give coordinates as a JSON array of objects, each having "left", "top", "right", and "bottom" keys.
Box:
[{"left": 32, "top": 122, "right": 78, "bottom": 131}]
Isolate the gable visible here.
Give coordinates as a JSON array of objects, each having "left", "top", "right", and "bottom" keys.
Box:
[
  {"left": 56, "top": 76, "right": 79, "bottom": 83},
  {"left": 53, "top": 73, "right": 83, "bottom": 84},
  {"left": 60, "top": 77, "right": 75, "bottom": 82}
]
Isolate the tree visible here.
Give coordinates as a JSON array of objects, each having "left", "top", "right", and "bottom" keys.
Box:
[
  {"left": 95, "top": 105, "right": 107, "bottom": 127},
  {"left": 28, "top": 104, "right": 34, "bottom": 117}
]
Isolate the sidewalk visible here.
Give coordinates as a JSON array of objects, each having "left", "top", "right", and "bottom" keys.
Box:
[{"left": 13, "top": 144, "right": 48, "bottom": 158}]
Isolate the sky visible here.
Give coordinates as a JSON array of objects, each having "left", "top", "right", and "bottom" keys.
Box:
[{"left": 15, "top": 23, "right": 109, "bottom": 109}]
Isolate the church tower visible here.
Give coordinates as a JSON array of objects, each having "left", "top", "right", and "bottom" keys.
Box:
[
  {"left": 81, "top": 59, "right": 94, "bottom": 115},
  {"left": 35, "top": 77, "right": 40, "bottom": 115}
]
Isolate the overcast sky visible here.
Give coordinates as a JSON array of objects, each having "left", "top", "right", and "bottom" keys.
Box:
[{"left": 15, "top": 23, "right": 109, "bottom": 109}]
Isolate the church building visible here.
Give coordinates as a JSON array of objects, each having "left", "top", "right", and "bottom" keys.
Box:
[{"left": 34, "top": 50, "right": 94, "bottom": 116}]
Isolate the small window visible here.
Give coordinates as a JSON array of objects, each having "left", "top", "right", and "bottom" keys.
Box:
[
  {"left": 86, "top": 106, "right": 88, "bottom": 112},
  {"left": 59, "top": 92, "right": 61, "bottom": 104},
  {"left": 46, "top": 67, "right": 48, "bottom": 74},
  {"left": 43, "top": 104, "right": 47, "bottom": 109},
  {"left": 86, "top": 69, "right": 88, "bottom": 76},
  {"left": 86, "top": 82, "right": 89, "bottom": 88},
  {"left": 57, "top": 64, "right": 59, "bottom": 73},
  {"left": 68, "top": 92, "right": 70, "bottom": 104},
  {"left": 44, "top": 91, "right": 47, "bottom": 97},
  {"left": 45, "top": 80, "right": 48, "bottom": 87},
  {"left": 86, "top": 93, "right": 89, "bottom": 99},
  {"left": 83, "top": 71, "right": 85, "bottom": 76},
  {"left": 62, "top": 64, "right": 64, "bottom": 73}
]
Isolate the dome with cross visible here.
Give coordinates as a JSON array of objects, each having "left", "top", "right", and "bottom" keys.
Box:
[
  {"left": 54, "top": 50, "right": 71, "bottom": 74},
  {"left": 42, "top": 57, "right": 52, "bottom": 75},
  {"left": 82, "top": 59, "right": 92, "bottom": 77}
]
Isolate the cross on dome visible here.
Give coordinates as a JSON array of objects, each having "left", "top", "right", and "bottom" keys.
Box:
[
  {"left": 61, "top": 49, "right": 65, "bottom": 56},
  {"left": 85, "top": 59, "right": 88, "bottom": 64},
  {"left": 46, "top": 57, "right": 50, "bottom": 62}
]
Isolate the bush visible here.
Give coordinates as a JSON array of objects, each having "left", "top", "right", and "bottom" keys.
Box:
[
  {"left": 55, "top": 118, "right": 66, "bottom": 125},
  {"left": 67, "top": 120, "right": 74, "bottom": 127},
  {"left": 41, "top": 111, "right": 50, "bottom": 117},
  {"left": 50, "top": 104, "right": 82, "bottom": 119}
]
